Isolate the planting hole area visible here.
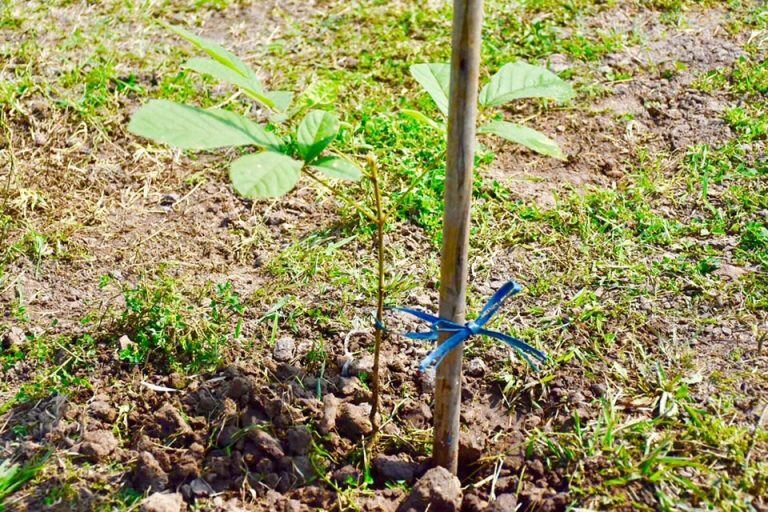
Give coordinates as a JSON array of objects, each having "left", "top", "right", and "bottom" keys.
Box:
[{"left": 1, "top": 1, "right": 767, "bottom": 511}]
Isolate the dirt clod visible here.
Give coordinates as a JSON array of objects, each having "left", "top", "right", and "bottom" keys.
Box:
[
  {"left": 189, "top": 478, "right": 214, "bottom": 497},
  {"left": 140, "top": 492, "right": 185, "bottom": 512},
  {"left": 465, "top": 358, "right": 486, "bottom": 377},
  {"left": 89, "top": 400, "right": 117, "bottom": 423},
  {"left": 488, "top": 494, "right": 518, "bottom": 512},
  {"left": 346, "top": 354, "right": 374, "bottom": 377},
  {"left": 461, "top": 491, "right": 489, "bottom": 512},
  {"left": 2, "top": 327, "right": 25, "bottom": 349},
  {"left": 286, "top": 426, "right": 312, "bottom": 455},
  {"left": 373, "top": 453, "right": 418, "bottom": 483},
  {"left": 459, "top": 431, "right": 486, "bottom": 467},
  {"left": 319, "top": 394, "right": 339, "bottom": 434},
  {"left": 153, "top": 403, "right": 192, "bottom": 439},
  {"left": 78, "top": 430, "right": 118, "bottom": 461},
  {"left": 399, "top": 466, "right": 462, "bottom": 512},
  {"left": 226, "top": 375, "right": 255, "bottom": 401},
  {"left": 248, "top": 429, "right": 285, "bottom": 459},
  {"left": 331, "top": 464, "right": 363, "bottom": 485},
  {"left": 273, "top": 336, "right": 296, "bottom": 362},
  {"left": 360, "top": 489, "right": 405, "bottom": 512},
  {"left": 134, "top": 451, "right": 169, "bottom": 492},
  {"left": 336, "top": 402, "right": 373, "bottom": 439}
]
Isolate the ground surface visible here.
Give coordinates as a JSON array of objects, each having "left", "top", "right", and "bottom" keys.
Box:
[{"left": 1, "top": 0, "right": 767, "bottom": 511}]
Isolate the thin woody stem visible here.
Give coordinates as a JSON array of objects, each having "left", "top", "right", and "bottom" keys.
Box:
[
  {"left": 368, "top": 156, "right": 386, "bottom": 431},
  {"left": 1, "top": 112, "right": 15, "bottom": 210},
  {"left": 303, "top": 167, "right": 378, "bottom": 223}
]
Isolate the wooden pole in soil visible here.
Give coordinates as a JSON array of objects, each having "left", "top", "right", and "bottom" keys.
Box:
[{"left": 433, "top": 0, "right": 483, "bottom": 473}]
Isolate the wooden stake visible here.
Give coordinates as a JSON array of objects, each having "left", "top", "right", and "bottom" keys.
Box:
[{"left": 433, "top": 0, "right": 484, "bottom": 474}]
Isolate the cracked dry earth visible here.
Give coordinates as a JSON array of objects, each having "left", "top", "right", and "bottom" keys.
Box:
[{"left": 1, "top": 1, "right": 767, "bottom": 512}]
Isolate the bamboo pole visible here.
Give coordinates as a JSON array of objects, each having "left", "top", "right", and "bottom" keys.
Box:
[{"left": 433, "top": 0, "right": 484, "bottom": 473}]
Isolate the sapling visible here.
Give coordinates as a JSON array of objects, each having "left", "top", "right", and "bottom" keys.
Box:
[
  {"left": 398, "top": 36, "right": 573, "bottom": 473},
  {"left": 406, "top": 61, "right": 574, "bottom": 159},
  {"left": 128, "top": 24, "right": 397, "bottom": 430},
  {"left": 128, "top": 23, "right": 364, "bottom": 202}
]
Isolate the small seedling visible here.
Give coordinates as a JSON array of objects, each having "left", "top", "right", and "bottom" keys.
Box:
[
  {"left": 405, "top": 61, "right": 574, "bottom": 159},
  {"left": 128, "top": 23, "right": 362, "bottom": 201},
  {"left": 128, "top": 25, "right": 395, "bottom": 427},
  {"left": 117, "top": 277, "right": 243, "bottom": 373}
]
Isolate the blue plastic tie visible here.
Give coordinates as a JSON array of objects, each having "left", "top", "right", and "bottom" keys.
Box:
[{"left": 393, "top": 280, "right": 547, "bottom": 372}]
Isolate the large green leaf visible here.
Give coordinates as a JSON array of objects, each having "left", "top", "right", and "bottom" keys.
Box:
[
  {"left": 182, "top": 58, "right": 292, "bottom": 112},
  {"left": 310, "top": 156, "right": 362, "bottom": 181},
  {"left": 163, "top": 22, "right": 251, "bottom": 78},
  {"left": 229, "top": 152, "right": 303, "bottom": 198},
  {"left": 479, "top": 61, "right": 575, "bottom": 107},
  {"left": 182, "top": 58, "right": 265, "bottom": 106},
  {"left": 479, "top": 121, "right": 565, "bottom": 160},
  {"left": 264, "top": 91, "right": 294, "bottom": 113},
  {"left": 164, "top": 23, "right": 293, "bottom": 112},
  {"left": 128, "top": 100, "right": 282, "bottom": 151},
  {"left": 409, "top": 63, "right": 451, "bottom": 116},
  {"left": 296, "top": 110, "right": 339, "bottom": 162}
]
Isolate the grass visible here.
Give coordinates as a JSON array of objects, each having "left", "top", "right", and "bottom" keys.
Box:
[
  {"left": 0, "top": 456, "right": 48, "bottom": 511},
  {"left": 0, "top": 273, "right": 244, "bottom": 416},
  {"left": 1, "top": 0, "right": 767, "bottom": 509},
  {"left": 115, "top": 276, "right": 244, "bottom": 372}
]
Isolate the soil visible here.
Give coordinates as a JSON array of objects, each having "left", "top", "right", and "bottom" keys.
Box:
[
  {"left": 488, "top": 6, "right": 747, "bottom": 207},
  {"left": 1, "top": 1, "right": 766, "bottom": 511}
]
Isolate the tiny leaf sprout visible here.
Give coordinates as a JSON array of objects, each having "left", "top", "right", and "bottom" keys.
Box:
[
  {"left": 128, "top": 23, "right": 362, "bottom": 202},
  {"left": 406, "top": 61, "right": 575, "bottom": 159}
]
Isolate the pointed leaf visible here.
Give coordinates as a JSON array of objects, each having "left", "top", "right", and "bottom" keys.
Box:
[
  {"left": 128, "top": 100, "right": 283, "bottom": 151},
  {"left": 182, "top": 57, "right": 284, "bottom": 109},
  {"left": 229, "top": 152, "right": 303, "bottom": 199},
  {"left": 479, "top": 121, "right": 565, "bottom": 160},
  {"left": 409, "top": 63, "right": 451, "bottom": 116},
  {"left": 399, "top": 109, "right": 446, "bottom": 133},
  {"left": 264, "top": 91, "right": 293, "bottom": 113},
  {"left": 479, "top": 61, "right": 575, "bottom": 107},
  {"left": 297, "top": 110, "right": 339, "bottom": 162},
  {"left": 311, "top": 156, "right": 362, "bottom": 181},
  {"left": 163, "top": 22, "right": 252, "bottom": 78}
]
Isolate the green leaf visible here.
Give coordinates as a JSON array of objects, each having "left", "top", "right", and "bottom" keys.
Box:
[
  {"left": 311, "top": 156, "right": 362, "bottom": 181},
  {"left": 182, "top": 58, "right": 276, "bottom": 108},
  {"left": 409, "top": 63, "right": 451, "bottom": 116},
  {"left": 400, "top": 109, "right": 446, "bottom": 133},
  {"left": 163, "top": 22, "right": 252, "bottom": 78},
  {"left": 229, "top": 152, "right": 303, "bottom": 198},
  {"left": 264, "top": 91, "right": 294, "bottom": 113},
  {"left": 479, "top": 61, "right": 575, "bottom": 107},
  {"left": 296, "top": 110, "right": 340, "bottom": 162},
  {"left": 128, "top": 100, "right": 282, "bottom": 151},
  {"left": 478, "top": 121, "right": 565, "bottom": 160}
]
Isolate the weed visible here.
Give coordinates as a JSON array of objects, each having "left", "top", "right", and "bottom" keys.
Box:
[{"left": 117, "top": 277, "right": 243, "bottom": 373}]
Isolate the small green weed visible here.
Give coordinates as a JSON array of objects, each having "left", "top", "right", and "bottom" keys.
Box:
[{"left": 116, "top": 277, "right": 243, "bottom": 373}]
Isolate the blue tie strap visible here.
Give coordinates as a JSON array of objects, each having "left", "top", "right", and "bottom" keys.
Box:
[{"left": 393, "top": 280, "right": 547, "bottom": 372}]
